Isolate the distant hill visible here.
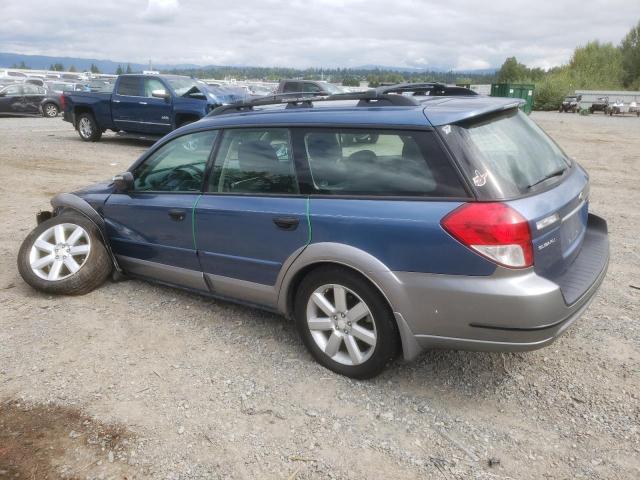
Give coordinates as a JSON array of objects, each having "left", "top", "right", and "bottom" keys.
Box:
[
  {"left": 0, "top": 52, "right": 199, "bottom": 74},
  {"left": 1, "top": 52, "right": 497, "bottom": 77}
]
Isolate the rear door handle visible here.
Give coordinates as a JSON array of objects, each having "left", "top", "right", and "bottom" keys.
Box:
[
  {"left": 139, "top": 101, "right": 148, "bottom": 105},
  {"left": 273, "top": 216, "right": 299, "bottom": 230},
  {"left": 113, "top": 99, "right": 121, "bottom": 103},
  {"left": 168, "top": 209, "right": 186, "bottom": 221}
]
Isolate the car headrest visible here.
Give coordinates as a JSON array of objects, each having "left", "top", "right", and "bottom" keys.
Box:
[{"left": 237, "top": 140, "right": 279, "bottom": 173}]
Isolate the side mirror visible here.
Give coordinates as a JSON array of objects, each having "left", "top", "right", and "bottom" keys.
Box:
[
  {"left": 112, "top": 172, "right": 134, "bottom": 191},
  {"left": 152, "top": 89, "right": 170, "bottom": 101}
]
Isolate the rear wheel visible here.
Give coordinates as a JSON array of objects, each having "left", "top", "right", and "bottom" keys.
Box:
[
  {"left": 17, "top": 213, "right": 112, "bottom": 295},
  {"left": 77, "top": 113, "right": 102, "bottom": 142},
  {"left": 43, "top": 103, "right": 59, "bottom": 118},
  {"left": 294, "top": 266, "right": 399, "bottom": 378}
]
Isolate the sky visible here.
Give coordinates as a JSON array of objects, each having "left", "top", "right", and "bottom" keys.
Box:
[{"left": 1, "top": 0, "right": 638, "bottom": 70}]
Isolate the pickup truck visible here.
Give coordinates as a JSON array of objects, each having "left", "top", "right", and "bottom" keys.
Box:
[
  {"left": 62, "top": 74, "right": 231, "bottom": 141},
  {"left": 275, "top": 79, "right": 345, "bottom": 96}
]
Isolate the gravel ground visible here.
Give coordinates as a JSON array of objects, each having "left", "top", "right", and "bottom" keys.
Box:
[{"left": 0, "top": 112, "right": 638, "bottom": 480}]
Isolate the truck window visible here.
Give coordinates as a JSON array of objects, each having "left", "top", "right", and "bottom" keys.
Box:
[
  {"left": 144, "top": 78, "right": 166, "bottom": 97},
  {"left": 282, "top": 82, "right": 300, "bottom": 93},
  {"left": 117, "top": 77, "right": 141, "bottom": 96}
]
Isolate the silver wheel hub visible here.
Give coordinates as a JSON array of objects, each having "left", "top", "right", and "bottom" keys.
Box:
[
  {"left": 79, "top": 118, "right": 92, "bottom": 137},
  {"left": 29, "top": 223, "right": 91, "bottom": 281},
  {"left": 306, "top": 284, "right": 377, "bottom": 366}
]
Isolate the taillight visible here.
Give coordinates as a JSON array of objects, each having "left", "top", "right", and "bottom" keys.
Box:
[
  {"left": 441, "top": 202, "right": 533, "bottom": 268},
  {"left": 60, "top": 94, "right": 66, "bottom": 111}
]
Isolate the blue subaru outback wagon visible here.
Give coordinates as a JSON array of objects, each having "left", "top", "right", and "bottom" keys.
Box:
[{"left": 18, "top": 84, "right": 609, "bottom": 378}]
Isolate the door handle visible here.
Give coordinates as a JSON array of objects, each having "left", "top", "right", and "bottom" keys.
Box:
[
  {"left": 139, "top": 101, "right": 148, "bottom": 105},
  {"left": 273, "top": 216, "right": 299, "bottom": 230},
  {"left": 113, "top": 99, "right": 121, "bottom": 103},
  {"left": 168, "top": 209, "right": 186, "bottom": 221}
]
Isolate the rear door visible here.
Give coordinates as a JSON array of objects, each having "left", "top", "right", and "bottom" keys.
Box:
[
  {"left": 112, "top": 76, "right": 143, "bottom": 131},
  {"left": 103, "top": 130, "right": 218, "bottom": 290},
  {"left": 22, "top": 84, "right": 46, "bottom": 114},
  {"left": 195, "top": 127, "right": 308, "bottom": 307}
]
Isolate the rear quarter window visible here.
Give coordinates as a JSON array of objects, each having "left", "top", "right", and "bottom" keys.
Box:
[{"left": 298, "top": 129, "right": 467, "bottom": 197}]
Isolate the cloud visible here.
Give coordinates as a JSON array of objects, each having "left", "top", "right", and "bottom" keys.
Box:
[
  {"left": 141, "top": 0, "right": 180, "bottom": 22},
  {"left": 0, "top": 0, "right": 638, "bottom": 70}
]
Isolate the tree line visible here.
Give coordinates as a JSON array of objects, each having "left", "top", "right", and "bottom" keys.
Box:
[{"left": 496, "top": 20, "right": 640, "bottom": 109}]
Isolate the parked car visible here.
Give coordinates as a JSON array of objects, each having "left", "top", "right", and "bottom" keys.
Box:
[
  {"left": 559, "top": 94, "right": 582, "bottom": 113},
  {"left": 87, "top": 79, "right": 114, "bottom": 92},
  {"left": 17, "top": 87, "right": 609, "bottom": 378},
  {"left": 46, "top": 81, "right": 90, "bottom": 95},
  {"left": 62, "top": 74, "right": 225, "bottom": 141},
  {"left": 0, "top": 83, "right": 48, "bottom": 116},
  {"left": 275, "top": 79, "right": 346, "bottom": 96},
  {"left": 608, "top": 99, "right": 625, "bottom": 115},
  {"left": 589, "top": 96, "right": 609, "bottom": 114},
  {"left": 628, "top": 101, "right": 640, "bottom": 117}
]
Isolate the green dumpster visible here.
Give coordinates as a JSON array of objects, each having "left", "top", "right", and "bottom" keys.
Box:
[{"left": 490, "top": 83, "right": 535, "bottom": 114}]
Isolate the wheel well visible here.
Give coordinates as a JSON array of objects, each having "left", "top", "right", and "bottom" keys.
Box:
[
  {"left": 175, "top": 114, "right": 200, "bottom": 128},
  {"left": 285, "top": 261, "right": 394, "bottom": 319},
  {"left": 73, "top": 106, "right": 94, "bottom": 125}
]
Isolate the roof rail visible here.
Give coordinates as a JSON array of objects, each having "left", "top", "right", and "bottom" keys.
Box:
[
  {"left": 377, "top": 82, "right": 478, "bottom": 96},
  {"left": 208, "top": 90, "right": 419, "bottom": 116}
]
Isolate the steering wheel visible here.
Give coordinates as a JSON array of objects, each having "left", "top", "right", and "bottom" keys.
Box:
[{"left": 157, "top": 164, "right": 202, "bottom": 191}]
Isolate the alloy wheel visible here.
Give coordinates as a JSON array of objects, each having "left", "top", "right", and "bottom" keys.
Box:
[
  {"left": 29, "top": 223, "right": 91, "bottom": 281},
  {"left": 79, "top": 117, "right": 93, "bottom": 138},
  {"left": 306, "top": 284, "right": 377, "bottom": 366}
]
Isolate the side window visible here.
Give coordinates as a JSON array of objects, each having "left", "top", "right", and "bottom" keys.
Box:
[
  {"left": 302, "top": 130, "right": 466, "bottom": 197},
  {"left": 208, "top": 128, "right": 298, "bottom": 194},
  {"left": 282, "top": 82, "right": 300, "bottom": 93},
  {"left": 4, "top": 85, "right": 22, "bottom": 96},
  {"left": 117, "top": 77, "right": 141, "bottom": 96},
  {"left": 302, "top": 83, "right": 322, "bottom": 93},
  {"left": 132, "top": 131, "right": 218, "bottom": 192},
  {"left": 144, "top": 78, "right": 166, "bottom": 97},
  {"left": 23, "top": 85, "right": 44, "bottom": 95}
]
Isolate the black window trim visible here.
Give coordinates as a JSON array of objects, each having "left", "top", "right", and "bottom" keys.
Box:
[{"left": 127, "top": 128, "right": 220, "bottom": 194}]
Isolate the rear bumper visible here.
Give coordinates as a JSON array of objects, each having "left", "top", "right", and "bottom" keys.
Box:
[{"left": 381, "top": 214, "right": 609, "bottom": 359}]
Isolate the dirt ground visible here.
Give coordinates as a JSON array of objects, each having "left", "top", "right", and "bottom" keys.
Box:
[{"left": 0, "top": 112, "right": 638, "bottom": 480}]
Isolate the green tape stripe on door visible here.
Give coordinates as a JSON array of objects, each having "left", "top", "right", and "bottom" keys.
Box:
[{"left": 192, "top": 194, "right": 203, "bottom": 250}]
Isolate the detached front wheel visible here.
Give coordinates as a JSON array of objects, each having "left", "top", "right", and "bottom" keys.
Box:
[
  {"left": 77, "top": 113, "right": 102, "bottom": 142},
  {"left": 17, "top": 213, "right": 112, "bottom": 295},
  {"left": 295, "top": 267, "right": 399, "bottom": 378}
]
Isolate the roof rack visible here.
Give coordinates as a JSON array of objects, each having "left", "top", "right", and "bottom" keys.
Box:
[
  {"left": 208, "top": 90, "right": 420, "bottom": 116},
  {"left": 377, "top": 82, "right": 478, "bottom": 96}
]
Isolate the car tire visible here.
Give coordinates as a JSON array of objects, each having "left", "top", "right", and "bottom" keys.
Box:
[
  {"left": 17, "top": 213, "right": 112, "bottom": 296},
  {"left": 43, "top": 103, "right": 59, "bottom": 118},
  {"left": 294, "top": 266, "right": 399, "bottom": 379},
  {"left": 77, "top": 113, "right": 102, "bottom": 142}
]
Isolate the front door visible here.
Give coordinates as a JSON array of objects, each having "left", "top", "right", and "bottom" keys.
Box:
[
  {"left": 0, "top": 84, "right": 25, "bottom": 115},
  {"left": 195, "top": 128, "right": 309, "bottom": 307},
  {"left": 139, "top": 77, "right": 173, "bottom": 135},
  {"left": 103, "top": 130, "right": 219, "bottom": 290}
]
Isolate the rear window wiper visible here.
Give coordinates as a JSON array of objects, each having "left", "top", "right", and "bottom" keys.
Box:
[{"left": 527, "top": 168, "right": 566, "bottom": 189}]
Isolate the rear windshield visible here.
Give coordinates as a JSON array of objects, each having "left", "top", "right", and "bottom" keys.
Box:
[{"left": 440, "top": 109, "right": 570, "bottom": 199}]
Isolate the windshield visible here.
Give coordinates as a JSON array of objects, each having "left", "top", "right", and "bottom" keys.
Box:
[
  {"left": 440, "top": 109, "right": 571, "bottom": 199},
  {"left": 165, "top": 77, "right": 202, "bottom": 96}
]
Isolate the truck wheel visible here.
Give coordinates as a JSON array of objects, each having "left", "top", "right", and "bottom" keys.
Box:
[
  {"left": 43, "top": 103, "right": 59, "bottom": 118},
  {"left": 77, "top": 113, "right": 102, "bottom": 142},
  {"left": 17, "top": 212, "right": 112, "bottom": 296}
]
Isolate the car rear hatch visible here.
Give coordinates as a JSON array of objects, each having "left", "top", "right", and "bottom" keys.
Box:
[{"left": 435, "top": 106, "right": 608, "bottom": 305}]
